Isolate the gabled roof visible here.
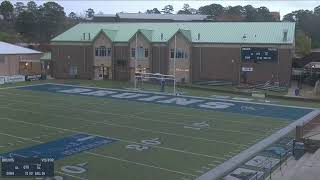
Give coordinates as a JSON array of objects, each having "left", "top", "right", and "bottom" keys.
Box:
[
  {"left": 178, "top": 29, "right": 192, "bottom": 42},
  {"left": 0, "top": 41, "right": 42, "bottom": 55},
  {"left": 51, "top": 22, "right": 295, "bottom": 44},
  {"left": 101, "top": 29, "right": 118, "bottom": 41},
  {"left": 138, "top": 29, "right": 153, "bottom": 42}
]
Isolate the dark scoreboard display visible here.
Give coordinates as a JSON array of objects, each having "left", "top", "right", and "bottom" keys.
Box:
[
  {"left": 1, "top": 157, "right": 54, "bottom": 177},
  {"left": 241, "top": 47, "right": 278, "bottom": 61}
]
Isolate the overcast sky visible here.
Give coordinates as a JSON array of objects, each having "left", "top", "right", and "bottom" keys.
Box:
[{"left": 9, "top": 1, "right": 320, "bottom": 19}]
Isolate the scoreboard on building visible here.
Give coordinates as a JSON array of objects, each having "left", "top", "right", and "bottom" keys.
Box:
[{"left": 241, "top": 47, "right": 278, "bottom": 61}]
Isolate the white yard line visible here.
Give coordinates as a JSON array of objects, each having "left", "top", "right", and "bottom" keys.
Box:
[
  {"left": 0, "top": 130, "right": 196, "bottom": 178},
  {"left": 0, "top": 99, "right": 248, "bottom": 147},
  {"left": 85, "top": 151, "right": 197, "bottom": 177},
  {"left": 55, "top": 171, "right": 89, "bottom": 180},
  {"left": 0, "top": 90, "right": 282, "bottom": 128},
  {"left": 0, "top": 93, "right": 275, "bottom": 136},
  {"left": 0, "top": 117, "right": 226, "bottom": 160},
  {"left": 0, "top": 132, "right": 42, "bottom": 143}
]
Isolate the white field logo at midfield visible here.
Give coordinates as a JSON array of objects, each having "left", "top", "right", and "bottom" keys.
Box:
[{"left": 58, "top": 88, "right": 235, "bottom": 110}]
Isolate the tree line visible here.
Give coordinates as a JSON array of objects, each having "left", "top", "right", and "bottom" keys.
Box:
[{"left": 0, "top": 1, "right": 319, "bottom": 52}]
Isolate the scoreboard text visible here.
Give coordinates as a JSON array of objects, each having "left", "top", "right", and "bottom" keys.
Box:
[
  {"left": 241, "top": 47, "right": 278, "bottom": 62},
  {"left": 1, "top": 157, "right": 54, "bottom": 177}
]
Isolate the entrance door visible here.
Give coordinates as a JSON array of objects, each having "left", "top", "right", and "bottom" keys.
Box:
[
  {"left": 240, "top": 71, "right": 248, "bottom": 84},
  {"left": 114, "top": 59, "right": 129, "bottom": 81}
]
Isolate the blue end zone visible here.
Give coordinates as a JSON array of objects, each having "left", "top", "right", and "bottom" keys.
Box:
[
  {"left": 0, "top": 134, "right": 116, "bottom": 160},
  {"left": 17, "top": 83, "right": 313, "bottom": 120}
]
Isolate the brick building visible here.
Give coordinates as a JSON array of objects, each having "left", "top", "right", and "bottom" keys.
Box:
[{"left": 51, "top": 22, "right": 295, "bottom": 86}]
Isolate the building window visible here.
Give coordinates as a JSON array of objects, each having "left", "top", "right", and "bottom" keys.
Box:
[
  {"left": 131, "top": 48, "right": 136, "bottom": 58},
  {"left": 137, "top": 47, "right": 144, "bottom": 58},
  {"left": 144, "top": 48, "right": 149, "bottom": 58},
  {"left": 107, "top": 48, "right": 112, "bottom": 56},
  {"left": 0, "top": 56, "right": 5, "bottom": 64},
  {"left": 95, "top": 48, "right": 99, "bottom": 56},
  {"left": 176, "top": 48, "right": 184, "bottom": 58},
  {"left": 95, "top": 46, "right": 110, "bottom": 57},
  {"left": 170, "top": 48, "right": 186, "bottom": 59},
  {"left": 132, "top": 47, "right": 148, "bottom": 58},
  {"left": 170, "top": 49, "right": 174, "bottom": 58}
]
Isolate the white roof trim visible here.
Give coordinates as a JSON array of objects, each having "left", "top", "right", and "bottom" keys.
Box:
[{"left": 0, "top": 41, "right": 42, "bottom": 55}]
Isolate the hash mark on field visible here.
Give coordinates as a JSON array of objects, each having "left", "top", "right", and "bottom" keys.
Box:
[
  {"left": 195, "top": 170, "right": 205, "bottom": 173},
  {"left": 202, "top": 166, "right": 211, "bottom": 170},
  {"left": 224, "top": 154, "right": 234, "bottom": 158}
]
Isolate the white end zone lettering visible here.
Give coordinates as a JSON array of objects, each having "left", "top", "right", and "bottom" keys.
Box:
[
  {"left": 111, "top": 93, "right": 148, "bottom": 99},
  {"left": 184, "top": 121, "right": 210, "bottom": 130},
  {"left": 157, "top": 98, "right": 204, "bottom": 106},
  {"left": 58, "top": 88, "right": 92, "bottom": 94},
  {"left": 198, "top": 102, "right": 234, "bottom": 109},
  {"left": 80, "top": 90, "right": 117, "bottom": 96},
  {"left": 137, "top": 95, "right": 167, "bottom": 102}
]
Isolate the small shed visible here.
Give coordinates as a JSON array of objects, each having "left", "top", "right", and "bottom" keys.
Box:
[{"left": 0, "top": 41, "right": 43, "bottom": 76}]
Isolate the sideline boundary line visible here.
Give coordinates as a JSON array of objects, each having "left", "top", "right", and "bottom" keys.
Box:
[{"left": 196, "top": 110, "right": 320, "bottom": 180}]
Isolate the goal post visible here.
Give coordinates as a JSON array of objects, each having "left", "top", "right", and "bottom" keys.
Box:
[{"left": 134, "top": 72, "right": 177, "bottom": 95}]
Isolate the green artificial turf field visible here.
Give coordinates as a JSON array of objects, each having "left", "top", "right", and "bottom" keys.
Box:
[{"left": 0, "top": 82, "right": 306, "bottom": 180}]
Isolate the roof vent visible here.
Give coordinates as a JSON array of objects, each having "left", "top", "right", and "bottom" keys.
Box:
[
  {"left": 198, "top": 33, "right": 200, "bottom": 40},
  {"left": 82, "top": 33, "right": 85, "bottom": 40},
  {"left": 161, "top": 33, "right": 163, "bottom": 40},
  {"left": 283, "top": 29, "right": 288, "bottom": 42},
  {"left": 242, "top": 34, "right": 247, "bottom": 40},
  {"left": 88, "top": 33, "right": 91, "bottom": 40}
]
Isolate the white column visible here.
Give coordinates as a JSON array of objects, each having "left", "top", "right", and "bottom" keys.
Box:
[
  {"left": 173, "top": 34, "right": 176, "bottom": 95},
  {"left": 134, "top": 33, "right": 138, "bottom": 89}
]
